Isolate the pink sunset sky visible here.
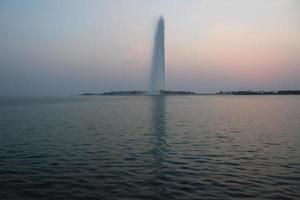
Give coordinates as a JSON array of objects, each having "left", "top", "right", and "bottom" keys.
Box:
[{"left": 0, "top": 0, "right": 299, "bottom": 95}]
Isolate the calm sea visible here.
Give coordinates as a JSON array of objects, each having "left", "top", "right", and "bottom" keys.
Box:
[{"left": 0, "top": 96, "right": 299, "bottom": 200}]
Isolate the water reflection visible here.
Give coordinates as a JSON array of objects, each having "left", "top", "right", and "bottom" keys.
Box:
[
  {"left": 150, "top": 95, "right": 168, "bottom": 195},
  {"left": 151, "top": 96, "right": 167, "bottom": 160}
]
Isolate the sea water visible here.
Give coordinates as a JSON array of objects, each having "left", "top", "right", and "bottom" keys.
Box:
[{"left": 0, "top": 95, "right": 299, "bottom": 199}]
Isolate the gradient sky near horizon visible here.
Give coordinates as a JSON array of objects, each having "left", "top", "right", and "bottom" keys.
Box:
[{"left": 0, "top": 0, "right": 299, "bottom": 96}]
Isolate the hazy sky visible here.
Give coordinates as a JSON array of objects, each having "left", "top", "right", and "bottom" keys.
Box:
[{"left": 0, "top": 0, "right": 299, "bottom": 96}]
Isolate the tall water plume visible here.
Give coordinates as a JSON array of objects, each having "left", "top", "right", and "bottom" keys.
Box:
[{"left": 149, "top": 16, "right": 165, "bottom": 95}]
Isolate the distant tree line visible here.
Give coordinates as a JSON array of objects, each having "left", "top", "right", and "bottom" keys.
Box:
[
  {"left": 81, "top": 90, "right": 300, "bottom": 96},
  {"left": 101, "top": 91, "right": 145, "bottom": 95},
  {"left": 161, "top": 90, "right": 196, "bottom": 95},
  {"left": 81, "top": 90, "right": 197, "bottom": 96},
  {"left": 217, "top": 90, "right": 300, "bottom": 95}
]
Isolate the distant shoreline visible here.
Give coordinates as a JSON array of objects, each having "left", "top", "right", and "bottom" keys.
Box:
[{"left": 81, "top": 90, "right": 300, "bottom": 96}]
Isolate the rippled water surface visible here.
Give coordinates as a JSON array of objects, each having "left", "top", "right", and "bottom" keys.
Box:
[{"left": 0, "top": 96, "right": 300, "bottom": 200}]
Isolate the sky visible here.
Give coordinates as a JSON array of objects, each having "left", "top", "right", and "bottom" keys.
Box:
[{"left": 0, "top": 0, "right": 299, "bottom": 96}]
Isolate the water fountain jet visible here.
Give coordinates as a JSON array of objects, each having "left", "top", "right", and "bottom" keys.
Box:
[{"left": 149, "top": 16, "right": 165, "bottom": 95}]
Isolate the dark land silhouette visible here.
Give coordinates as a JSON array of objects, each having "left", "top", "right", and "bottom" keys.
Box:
[
  {"left": 217, "top": 90, "right": 300, "bottom": 95},
  {"left": 81, "top": 90, "right": 196, "bottom": 96},
  {"left": 81, "top": 90, "right": 300, "bottom": 96}
]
